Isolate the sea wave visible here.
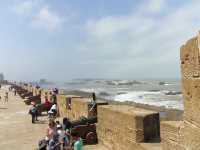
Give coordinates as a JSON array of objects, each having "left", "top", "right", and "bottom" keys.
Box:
[
  {"left": 158, "top": 81, "right": 177, "bottom": 86},
  {"left": 114, "top": 91, "right": 161, "bottom": 101},
  {"left": 105, "top": 80, "right": 144, "bottom": 86},
  {"left": 113, "top": 91, "right": 183, "bottom": 110}
]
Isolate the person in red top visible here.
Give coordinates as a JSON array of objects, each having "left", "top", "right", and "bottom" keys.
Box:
[{"left": 44, "top": 97, "right": 52, "bottom": 111}]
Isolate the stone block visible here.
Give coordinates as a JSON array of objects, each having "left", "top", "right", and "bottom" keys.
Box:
[
  {"left": 182, "top": 78, "right": 200, "bottom": 126},
  {"left": 161, "top": 121, "right": 184, "bottom": 150},
  {"left": 56, "top": 94, "right": 82, "bottom": 119},
  {"left": 97, "top": 105, "right": 160, "bottom": 150},
  {"left": 180, "top": 121, "right": 200, "bottom": 150}
]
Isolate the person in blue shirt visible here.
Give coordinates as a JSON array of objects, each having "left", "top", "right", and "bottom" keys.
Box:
[{"left": 29, "top": 102, "right": 38, "bottom": 123}]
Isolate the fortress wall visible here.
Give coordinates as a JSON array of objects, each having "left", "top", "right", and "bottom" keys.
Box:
[
  {"left": 180, "top": 32, "right": 200, "bottom": 149},
  {"left": 57, "top": 95, "right": 108, "bottom": 120},
  {"left": 40, "top": 89, "right": 53, "bottom": 103},
  {"left": 70, "top": 98, "right": 89, "bottom": 120},
  {"left": 179, "top": 121, "right": 200, "bottom": 149},
  {"left": 56, "top": 94, "right": 82, "bottom": 119},
  {"left": 27, "top": 84, "right": 33, "bottom": 93},
  {"left": 97, "top": 105, "right": 160, "bottom": 150},
  {"left": 181, "top": 36, "right": 200, "bottom": 125},
  {"left": 32, "top": 87, "right": 41, "bottom": 96},
  {"left": 161, "top": 121, "right": 184, "bottom": 150}
]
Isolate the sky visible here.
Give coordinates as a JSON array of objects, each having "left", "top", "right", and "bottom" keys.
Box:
[{"left": 0, "top": 0, "right": 200, "bottom": 81}]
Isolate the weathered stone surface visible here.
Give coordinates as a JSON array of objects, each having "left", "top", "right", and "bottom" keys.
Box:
[
  {"left": 32, "top": 87, "right": 41, "bottom": 96},
  {"left": 140, "top": 143, "right": 161, "bottom": 150},
  {"left": 57, "top": 95, "right": 108, "bottom": 120},
  {"left": 97, "top": 105, "right": 160, "bottom": 150},
  {"left": 161, "top": 121, "right": 184, "bottom": 150},
  {"left": 180, "top": 121, "right": 200, "bottom": 150},
  {"left": 180, "top": 36, "right": 200, "bottom": 80},
  {"left": 40, "top": 89, "right": 52, "bottom": 103},
  {"left": 180, "top": 32, "right": 200, "bottom": 150},
  {"left": 56, "top": 94, "right": 82, "bottom": 119},
  {"left": 182, "top": 79, "right": 200, "bottom": 126}
]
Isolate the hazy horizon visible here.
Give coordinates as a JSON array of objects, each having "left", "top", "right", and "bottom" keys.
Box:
[{"left": 0, "top": 0, "right": 199, "bottom": 81}]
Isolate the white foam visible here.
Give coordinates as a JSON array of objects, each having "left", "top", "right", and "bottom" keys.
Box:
[
  {"left": 80, "top": 88, "right": 107, "bottom": 95},
  {"left": 113, "top": 91, "right": 183, "bottom": 110}
]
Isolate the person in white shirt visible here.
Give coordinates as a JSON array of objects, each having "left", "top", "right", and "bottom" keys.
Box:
[{"left": 48, "top": 103, "right": 57, "bottom": 117}]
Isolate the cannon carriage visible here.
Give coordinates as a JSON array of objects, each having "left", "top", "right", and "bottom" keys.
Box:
[{"left": 70, "top": 116, "right": 98, "bottom": 145}]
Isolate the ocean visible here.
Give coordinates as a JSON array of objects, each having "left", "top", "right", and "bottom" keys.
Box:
[{"left": 38, "top": 79, "right": 183, "bottom": 110}]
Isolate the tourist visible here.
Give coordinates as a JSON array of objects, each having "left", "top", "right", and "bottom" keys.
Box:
[
  {"left": 14, "top": 89, "right": 17, "bottom": 96},
  {"left": 48, "top": 102, "right": 57, "bottom": 118},
  {"left": 53, "top": 88, "right": 59, "bottom": 94},
  {"left": 4, "top": 92, "right": 8, "bottom": 102},
  {"left": 56, "top": 121, "right": 62, "bottom": 128},
  {"left": 44, "top": 98, "right": 52, "bottom": 112},
  {"left": 89, "top": 92, "right": 96, "bottom": 113},
  {"left": 52, "top": 93, "right": 57, "bottom": 104},
  {"left": 56, "top": 124, "right": 70, "bottom": 149},
  {"left": 46, "top": 120, "right": 57, "bottom": 141},
  {"left": 63, "top": 117, "right": 71, "bottom": 131},
  {"left": 48, "top": 133, "right": 61, "bottom": 150},
  {"left": 63, "top": 130, "right": 70, "bottom": 148},
  {"left": 71, "top": 132, "right": 83, "bottom": 150},
  {"left": 29, "top": 102, "right": 38, "bottom": 123}
]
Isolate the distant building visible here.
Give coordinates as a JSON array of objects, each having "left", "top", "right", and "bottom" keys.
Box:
[
  {"left": 0, "top": 73, "right": 4, "bottom": 81},
  {"left": 39, "top": 79, "right": 48, "bottom": 84}
]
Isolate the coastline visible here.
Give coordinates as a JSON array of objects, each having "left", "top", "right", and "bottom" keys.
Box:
[{"left": 60, "top": 90, "right": 183, "bottom": 121}]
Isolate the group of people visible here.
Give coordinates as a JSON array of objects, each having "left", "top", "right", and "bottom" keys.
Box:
[
  {"left": 39, "top": 119, "right": 83, "bottom": 150},
  {"left": 28, "top": 88, "right": 83, "bottom": 150},
  {"left": 29, "top": 100, "right": 58, "bottom": 124},
  {"left": 28, "top": 89, "right": 58, "bottom": 124}
]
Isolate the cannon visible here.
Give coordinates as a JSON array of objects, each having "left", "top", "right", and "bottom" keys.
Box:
[
  {"left": 36, "top": 102, "right": 53, "bottom": 115},
  {"left": 20, "top": 92, "right": 33, "bottom": 99},
  {"left": 24, "top": 95, "right": 41, "bottom": 105},
  {"left": 70, "top": 116, "right": 98, "bottom": 144}
]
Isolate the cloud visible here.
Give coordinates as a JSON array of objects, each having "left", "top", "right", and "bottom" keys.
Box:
[
  {"left": 143, "top": 0, "right": 166, "bottom": 14},
  {"left": 31, "top": 6, "right": 63, "bottom": 31},
  {"left": 13, "top": 0, "right": 38, "bottom": 15},
  {"left": 79, "top": 0, "right": 200, "bottom": 78}
]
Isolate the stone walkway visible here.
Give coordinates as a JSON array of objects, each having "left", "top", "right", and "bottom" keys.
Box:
[
  {"left": 0, "top": 86, "right": 47, "bottom": 150},
  {"left": 0, "top": 86, "right": 108, "bottom": 150}
]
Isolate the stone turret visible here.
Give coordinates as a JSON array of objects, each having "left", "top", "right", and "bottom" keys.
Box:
[
  {"left": 180, "top": 32, "right": 200, "bottom": 149},
  {"left": 161, "top": 32, "right": 200, "bottom": 150}
]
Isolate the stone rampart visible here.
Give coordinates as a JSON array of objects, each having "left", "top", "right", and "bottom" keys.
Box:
[
  {"left": 161, "top": 121, "right": 183, "bottom": 150},
  {"left": 97, "top": 105, "right": 160, "bottom": 150}
]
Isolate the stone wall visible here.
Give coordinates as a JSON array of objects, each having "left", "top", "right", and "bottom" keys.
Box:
[
  {"left": 160, "top": 31, "right": 200, "bottom": 150},
  {"left": 70, "top": 98, "right": 90, "bottom": 120},
  {"left": 180, "top": 32, "right": 200, "bottom": 149},
  {"left": 161, "top": 121, "right": 183, "bottom": 150},
  {"left": 97, "top": 105, "right": 160, "bottom": 150},
  {"left": 56, "top": 94, "right": 82, "bottom": 119},
  {"left": 57, "top": 95, "right": 108, "bottom": 120},
  {"left": 32, "top": 87, "right": 41, "bottom": 96},
  {"left": 40, "top": 89, "right": 53, "bottom": 103}
]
